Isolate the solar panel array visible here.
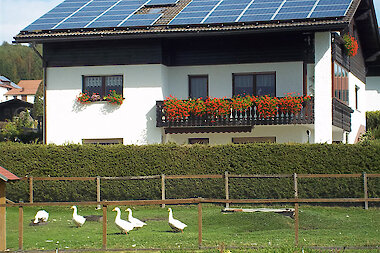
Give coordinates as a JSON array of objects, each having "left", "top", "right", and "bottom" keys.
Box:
[
  {"left": 23, "top": 0, "right": 353, "bottom": 32},
  {"left": 169, "top": 0, "right": 353, "bottom": 25}
]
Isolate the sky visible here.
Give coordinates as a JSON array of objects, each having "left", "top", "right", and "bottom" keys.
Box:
[{"left": 1, "top": 0, "right": 380, "bottom": 44}]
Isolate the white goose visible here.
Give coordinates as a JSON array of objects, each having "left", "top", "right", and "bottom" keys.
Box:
[
  {"left": 71, "top": 206, "right": 86, "bottom": 227},
  {"left": 33, "top": 210, "right": 49, "bottom": 224},
  {"left": 125, "top": 208, "right": 147, "bottom": 228},
  {"left": 168, "top": 208, "right": 187, "bottom": 233},
  {"left": 113, "top": 207, "right": 134, "bottom": 235}
]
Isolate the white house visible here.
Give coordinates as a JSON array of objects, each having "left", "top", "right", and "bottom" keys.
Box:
[
  {"left": 15, "top": 0, "right": 380, "bottom": 145},
  {"left": 366, "top": 28, "right": 380, "bottom": 112},
  {"left": 4, "top": 80, "right": 41, "bottom": 103},
  {"left": 0, "top": 76, "right": 15, "bottom": 103}
]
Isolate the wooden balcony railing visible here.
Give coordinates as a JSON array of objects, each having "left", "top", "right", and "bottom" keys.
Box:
[
  {"left": 332, "top": 98, "right": 354, "bottom": 132},
  {"left": 156, "top": 98, "right": 315, "bottom": 132}
]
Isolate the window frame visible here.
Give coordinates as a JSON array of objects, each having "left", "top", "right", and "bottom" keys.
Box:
[
  {"left": 82, "top": 75, "right": 123, "bottom": 98},
  {"left": 332, "top": 62, "right": 349, "bottom": 105},
  {"left": 188, "top": 138, "right": 209, "bottom": 145},
  {"left": 188, "top": 75, "right": 209, "bottom": 99},
  {"left": 232, "top": 72, "right": 276, "bottom": 97}
]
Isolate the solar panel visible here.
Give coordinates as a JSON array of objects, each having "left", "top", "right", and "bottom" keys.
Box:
[
  {"left": 22, "top": 0, "right": 149, "bottom": 31},
  {"left": 170, "top": 0, "right": 354, "bottom": 26},
  {"left": 22, "top": 0, "right": 354, "bottom": 31},
  {"left": 119, "top": 13, "right": 162, "bottom": 26},
  {"left": 145, "top": 0, "right": 179, "bottom": 6}
]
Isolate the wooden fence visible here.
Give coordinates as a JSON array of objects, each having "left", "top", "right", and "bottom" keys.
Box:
[
  {"left": 2, "top": 197, "right": 380, "bottom": 251},
  {"left": 23, "top": 173, "right": 380, "bottom": 209}
]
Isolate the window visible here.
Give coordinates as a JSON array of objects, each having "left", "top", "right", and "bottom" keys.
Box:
[
  {"left": 233, "top": 73, "right": 275, "bottom": 97},
  {"left": 188, "top": 138, "right": 209, "bottom": 144},
  {"left": 333, "top": 62, "right": 349, "bottom": 105},
  {"left": 189, "top": 75, "right": 208, "bottom": 99},
  {"left": 21, "top": 95, "right": 27, "bottom": 101},
  {"left": 82, "top": 138, "right": 123, "bottom": 145},
  {"left": 83, "top": 75, "right": 123, "bottom": 97},
  {"left": 355, "top": 85, "right": 359, "bottom": 110},
  {"left": 232, "top": 137, "right": 276, "bottom": 143}
]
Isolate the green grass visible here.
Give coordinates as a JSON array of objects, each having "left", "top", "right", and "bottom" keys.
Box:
[{"left": 5, "top": 205, "right": 380, "bottom": 252}]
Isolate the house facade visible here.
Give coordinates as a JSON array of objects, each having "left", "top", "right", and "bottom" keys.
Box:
[
  {"left": 15, "top": 0, "right": 380, "bottom": 145},
  {"left": 4, "top": 80, "right": 41, "bottom": 103}
]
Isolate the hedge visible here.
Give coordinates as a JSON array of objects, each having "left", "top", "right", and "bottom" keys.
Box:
[{"left": 0, "top": 142, "right": 379, "bottom": 203}]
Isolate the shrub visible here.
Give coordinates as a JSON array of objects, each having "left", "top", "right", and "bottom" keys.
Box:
[{"left": 0, "top": 142, "right": 379, "bottom": 202}]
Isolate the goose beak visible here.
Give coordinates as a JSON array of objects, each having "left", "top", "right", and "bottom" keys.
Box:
[{"left": 112, "top": 208, "right": 116, "bottom": 211}]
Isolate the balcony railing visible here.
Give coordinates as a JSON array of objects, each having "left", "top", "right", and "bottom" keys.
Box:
[
  {"left": 332, "top": 98, "right": 354, "bottom": 132},
  {"left": 156, "top": 98, "right": 315, "bottom": 132}
]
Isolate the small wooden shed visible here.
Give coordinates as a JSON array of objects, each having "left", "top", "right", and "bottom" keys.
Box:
[{"left": 0, "top": 165, "right": 20, "bottom": 251}]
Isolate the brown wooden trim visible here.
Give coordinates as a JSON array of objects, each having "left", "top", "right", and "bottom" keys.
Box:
[
  {"left": 188, "top": 75, "right": 208, "bottom": 99},
  {"left": 165, "top": 126, "right": 253, "bottom": 134},
  {"left": 0, "top": 181, "right": 6, "bottom": 251},
  {"left": 166, "top": 175, "right": 223, "bottom": 179},
  {"left": 4, "top": 197, "right": 380, "bottom": 208},
  {"left": 298, "top": 174, "right": 361, "bottom": 178}
]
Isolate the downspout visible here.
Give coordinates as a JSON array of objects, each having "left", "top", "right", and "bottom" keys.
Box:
[{"left": 30, "top": 43, "right": 47, "bottom": 144}]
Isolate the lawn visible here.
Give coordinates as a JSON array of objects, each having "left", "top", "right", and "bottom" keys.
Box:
[{"left": 5, "top": 204, "right": 380, "bottom": 252}]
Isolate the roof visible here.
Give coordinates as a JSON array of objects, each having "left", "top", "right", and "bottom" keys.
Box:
[
  {"left": 0, "top": 98, "right": 33, "bottom": 108},
  {"left": 5, "top": 80, "right": 41, "bottom": 96},
  {"left": 0, "top": 76, "right": 11, "bottom": 82},
  {"left": 0, "top": 81, "right": 13, "bottom": 89},
  {"left": 0, "top": 165, "right": 20, "bottom": 182},
  {"left": 15, "top": 0, "right": 360, "bottom": 42}
]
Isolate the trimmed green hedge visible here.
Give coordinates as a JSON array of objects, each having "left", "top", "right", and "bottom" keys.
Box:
[{"left": 0, "top": 142, "right": 379, "bottom": 202}]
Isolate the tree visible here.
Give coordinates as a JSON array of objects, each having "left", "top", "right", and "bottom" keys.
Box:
[
  {"left": 32, "top": 83, "right": 44, "bottom": 119},
  {"left": 0, "top": 42, "right": 43, "bottom": 82}
]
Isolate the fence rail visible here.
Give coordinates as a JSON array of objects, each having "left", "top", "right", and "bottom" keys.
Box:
[{"left": 20, "top": 173, "right": 380, "bottom": 209}]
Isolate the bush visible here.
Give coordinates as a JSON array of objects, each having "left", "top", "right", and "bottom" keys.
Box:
[
  {"left": 366, "top": 111, "right": 380, "bottom": 130},
  {"left": 1, "top": 142, "right": 379, "bottom": 202}
]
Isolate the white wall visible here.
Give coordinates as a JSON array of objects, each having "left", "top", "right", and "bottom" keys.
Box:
[
  {"left": 347, "top": 73, "right": 366, "bottom": 143},
  {"left": 314, "top": 32, "right": 333, "bottom": 143},
  {"left": 46, "top": 62, "right": 305, "bottom": 145},
  {"left": 166, "top": 125, "right": 314, "bottom": 144},
  {"left": 46, "top": 65, "right": 166, "bottom": 145},
  {"left": 4, "top": 94, "right": 34, "bottom": 103},
  {"left": 0, "top": 87, "right": 7, "bottom": 102},
  {"left": 166, "top": 62, "right": 303, "bottom": 98},
  {"left": 365, "top": 77, "right": 380, "bottom": 111}
]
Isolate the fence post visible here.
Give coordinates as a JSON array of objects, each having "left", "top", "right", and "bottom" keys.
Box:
[
  {"left": 161, "top": 174, "right": 165, "bottom": 208},
  {"left": 294, "top": 201, "right": 299, "bottom": 247},
  {"left": 29, "top": 176, "right": 33, "bottom": 203},
  {"left": 102, "top": 205, "right": 107, "bottom": 249},
  {"left": 198, "top": 202, "right": 202, "bottom": 248},
  {"left": 0, "top": 181, "right": 6, "bottom": 251},
  {"left": 293, "top": 173, "right": 299, "bottom": 246},
  {"left": 225, "top": 171, "right": 229, "bottom": 209},
  {"left": 19, "top": 205, "right": 23, "bottom": 250},
  {"left": 363, "top": 172, "right": 368, "bottom": 210},
  {"left": 96, "top": 176, "right": 101, "bottom": 209}
]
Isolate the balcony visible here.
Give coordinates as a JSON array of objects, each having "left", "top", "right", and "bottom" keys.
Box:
[
  {"left": 332, "top": 98, "right": 354, "bottom": 132},
  {"left": 156, "top": 98, "right": 315, "bottom": 134}
]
